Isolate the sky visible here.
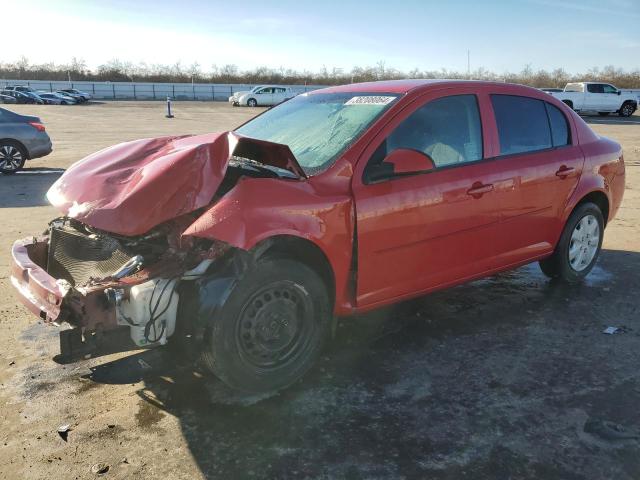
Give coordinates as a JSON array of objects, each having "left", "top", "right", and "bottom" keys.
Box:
[{"left": 2, "top": 0, "right": 639, "bottom": 74}]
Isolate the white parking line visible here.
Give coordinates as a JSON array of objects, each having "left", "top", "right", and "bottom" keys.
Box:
[{"left": 15, "top": 170, "right": 64, "bottom": 175}]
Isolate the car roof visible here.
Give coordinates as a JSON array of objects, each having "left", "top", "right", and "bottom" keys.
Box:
[{"left": 311, "top": 79, "right": 539, "bottom": 95}]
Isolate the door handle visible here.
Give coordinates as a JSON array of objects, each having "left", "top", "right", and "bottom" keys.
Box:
[
  {"left": 555, "top": 166, "right": 576, "bottom": 178},
  {"left": 467, "top": 182, "right": 494, "bottom": 198}
]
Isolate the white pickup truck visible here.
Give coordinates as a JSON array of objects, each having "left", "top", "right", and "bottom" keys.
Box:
[{"left": 548, "top": 82, "right": 637, "bottom": 117}]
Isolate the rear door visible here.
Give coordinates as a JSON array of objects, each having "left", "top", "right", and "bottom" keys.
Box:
[
  {"left": 273, "top": 87, "right": 287, "bottom": 104},
  {"left": 352, "top": 90, "right": 502, "bottom": 307},
  {"left": 486, "top": 94, "right": 583, "bottom": 265},
  {"left": 585, "top": 83, "right": 604, "bottom": 110},
  {"left": 600, "top": 84, "right": 620, "bottom": 111}
]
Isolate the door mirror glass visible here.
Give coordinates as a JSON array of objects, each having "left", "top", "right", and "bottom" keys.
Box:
[{"left": 384, "top": 148, "right": 436, "bottom": 175}]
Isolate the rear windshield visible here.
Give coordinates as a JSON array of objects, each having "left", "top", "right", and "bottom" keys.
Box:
[{"left": 235, "top": 92, "right": 399, "bottom": 175}]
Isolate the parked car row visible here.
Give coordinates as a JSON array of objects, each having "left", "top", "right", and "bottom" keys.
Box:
[
  {"left": 0, "top": 85, "right": 92, "bottom": 105},
  {"left": 0, "top": 107, "right": 52, "bottom": 173}
]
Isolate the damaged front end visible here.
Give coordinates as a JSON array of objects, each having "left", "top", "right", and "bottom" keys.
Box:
[
  {"left": 10, "top": 130, "right": 310, "bottom": 360},
  {"left": 11, "top": 215, "right": 231, "bottom": 359}
]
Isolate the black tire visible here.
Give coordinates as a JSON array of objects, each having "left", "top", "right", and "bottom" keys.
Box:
[
  {"left": 202, "top": 258, "right": 331, "bottom": 393},
  {"left": 619, "top": 102, "right": 635, "bottom": 117},
  {"left": 0, "top": 140, "right": 27, "bottom": 174},
  {"left": 247, "top": 98, "right": 257, "bottom": 107},
  {"left": 539, "top": 202, "right": 604, "bottom": 282},
  {"left": 562, "top": 100, "right": 574, "bottom": 110},
  {"left": 598, "top": 112, "right": 610, "bottom": 116}
]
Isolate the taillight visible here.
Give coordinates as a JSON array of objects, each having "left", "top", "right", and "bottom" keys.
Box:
[{"left": 28, "top": 122, "right": 45, "bottom": 132}]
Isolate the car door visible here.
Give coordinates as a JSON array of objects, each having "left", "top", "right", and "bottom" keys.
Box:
[
  {"left": 485, "top": 94, "right": 584, "bottom": 265},
  {"left": 352, "top": 90, "right": 503, "bottom": 308},
  {"left": 585, "top": 83, "right": 604, "bottom": 110},
  {"left": 601, "top": 84, "right": 620, "bottom": 111},
  {"left": 255, "top": 87, "right": 274, "bottom": 105},
  {"left": 272, "top": 87, "right": 286, "bottom": 104}
]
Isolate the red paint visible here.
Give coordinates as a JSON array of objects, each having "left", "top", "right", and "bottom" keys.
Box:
[{"left": 12, "top": 80, "right": 625, "bottom": 323}]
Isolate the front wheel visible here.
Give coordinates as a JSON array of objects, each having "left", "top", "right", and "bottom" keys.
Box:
[
  {"left": 247, "top": 98, "right": 257, "bottom": 107},
  {"left": 202, "top": 258, "right": 331, "bottom": 393},
  {"left": 539, "top": 202, "right": 604, "bottom": 282}
]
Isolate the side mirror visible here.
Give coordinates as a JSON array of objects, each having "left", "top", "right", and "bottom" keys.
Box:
[
  {"left": 384, "top": 148, "right": 436, "bottom": 175},
  {"left": 617, "top": 91, "right": 621, "bottom": 95}
]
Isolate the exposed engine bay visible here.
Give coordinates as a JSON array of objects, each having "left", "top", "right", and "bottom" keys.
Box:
[{"left": 32, "top": 215, "right": 230, "bottom": 356}]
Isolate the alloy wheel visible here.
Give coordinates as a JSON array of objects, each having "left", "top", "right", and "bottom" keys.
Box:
[{"left": 0, "top": 145, "right": 23, "bottom": 172}]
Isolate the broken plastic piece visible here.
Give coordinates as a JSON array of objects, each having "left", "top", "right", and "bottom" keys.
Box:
[
  {"left": 57, "top": 424, "right": 70, "bottom": 441},
  {"left": 603, "top": 326, "right": 622, "bottom": 334}
]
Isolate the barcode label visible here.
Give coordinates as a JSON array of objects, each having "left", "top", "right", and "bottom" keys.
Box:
[{"left": 345, "top": 96, "right": 396, "bottom": 105}]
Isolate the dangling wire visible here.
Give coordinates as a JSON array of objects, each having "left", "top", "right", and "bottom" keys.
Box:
[{"left": 144, "top": 277, "right": 179, "bottom": 343}]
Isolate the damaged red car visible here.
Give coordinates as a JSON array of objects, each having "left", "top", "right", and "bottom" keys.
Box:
[{"left": 11, "top": 80, "right": 625, "bottom": 393}]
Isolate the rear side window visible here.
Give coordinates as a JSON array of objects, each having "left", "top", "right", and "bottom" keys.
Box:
[
  {"left": 385, "top": 94, "right": 483, "bottom": 168},
  {"left": 491, "top": 95, "right": 552, "bottom": 155},
  {"left": 587, "top": 84, "right": 604, "bottom": 93},
  {"left": 545, "top": 103, "right": 570, "bottom": 147}
]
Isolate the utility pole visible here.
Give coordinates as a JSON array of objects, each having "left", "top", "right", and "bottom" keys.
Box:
[{"left": 467, "top": 50, "right": 470, "bottom": 78}]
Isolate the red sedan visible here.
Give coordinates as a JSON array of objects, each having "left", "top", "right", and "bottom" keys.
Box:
[{"left": 11, "top": 80, "right": 625, "bottom": 392}]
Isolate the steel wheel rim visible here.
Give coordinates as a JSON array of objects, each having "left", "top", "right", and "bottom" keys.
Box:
[
  {"left": 568, "top": 214, "right": 600, "bottom": 272},
  {"left": 623, "top": 104, "right": 632, "bottom": 116},
  {"left": 0, "top": 145, "right": 23, "bottom": 171},
  {"left": 236, "top": 281, "right": 315, "bottom": 371}
]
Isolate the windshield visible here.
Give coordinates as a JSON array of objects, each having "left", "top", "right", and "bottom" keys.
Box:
[{"left": 235, "top": 92, "right": 399, "bottom": 175}]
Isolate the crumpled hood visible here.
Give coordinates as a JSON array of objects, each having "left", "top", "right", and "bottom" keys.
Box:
[{"left": 46, "top": 132, "right": 306, "bottom": 237}]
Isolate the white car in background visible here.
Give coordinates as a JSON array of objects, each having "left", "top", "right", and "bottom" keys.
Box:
[{"left": 229, "top": 85, "right": 294, "bottom": 107}]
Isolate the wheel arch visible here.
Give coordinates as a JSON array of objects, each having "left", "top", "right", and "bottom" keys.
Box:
[
  {"left": 567, "top": 189, "right": 610, "bottom": 227},
  {"left": 0, "top": 138, "right": 29, "bottom": 159},
  {"left": 562, "top": 99, "right": 574, "bottom": 109},
  {"left": 251, "top": 234, "right": 336, "bottom": 309}
]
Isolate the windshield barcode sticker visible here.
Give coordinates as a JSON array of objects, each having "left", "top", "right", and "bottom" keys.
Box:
[{"left": 345, "top": 96, "right": 396, "bottom": 105}]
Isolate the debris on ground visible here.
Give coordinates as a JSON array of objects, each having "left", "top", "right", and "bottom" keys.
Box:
[
  {"left": 57, "top": 424, "right": 71, "bottom": 442},
  {"left": 584, "top": 418, "right": 639, "bottom": 441},
  {"left": 138, "top": 359, "right": 152, "bottom": 370},
  {"left": 602, "top": 326, "right": 627, "bottom": 335},
  {"left": 91, "top": 462, "right": 110, "bottom": 475}
]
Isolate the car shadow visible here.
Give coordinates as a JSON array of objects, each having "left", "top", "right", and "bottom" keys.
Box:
[
  {"left": 80, "top": 248, "right": 640, "bottom": 479},
  {"left": 0, "top": 167, "right": 64, "bottom": 207}
]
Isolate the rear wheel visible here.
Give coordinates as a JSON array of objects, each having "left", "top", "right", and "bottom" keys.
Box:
[
  {"left": 562, "top": 100, "right": 574, "bottom": 110},
  {"left": 539, "top": 202, "right": 604, "bottom": 282},
  {"left": 202, "top": 258, "right": 331, "bottom": 393},
  {"left": 619, "top": 102, "right": 635, "bottom": 117},
  {"left": 0, "top": 141, "right": 26, "bottom": 174},
  {"left": 247, "top": 98, "right": 257, "bottom": 107}
]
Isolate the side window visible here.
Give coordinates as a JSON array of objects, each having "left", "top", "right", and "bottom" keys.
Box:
[
  {"left": 545, "top": 103, "right": 570, "bottom": 147},
  {"left": 491, "top": 95, "right": 552, "bottom": 155},
  {"left": 603, "top": 84, "right": 618, "bottom": 94},
  {"left": 383, "top": 95, "right": 483, "bottom": 168},
  {"left": 587, "top": 84, "right": 604, "bottom": 94}
]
